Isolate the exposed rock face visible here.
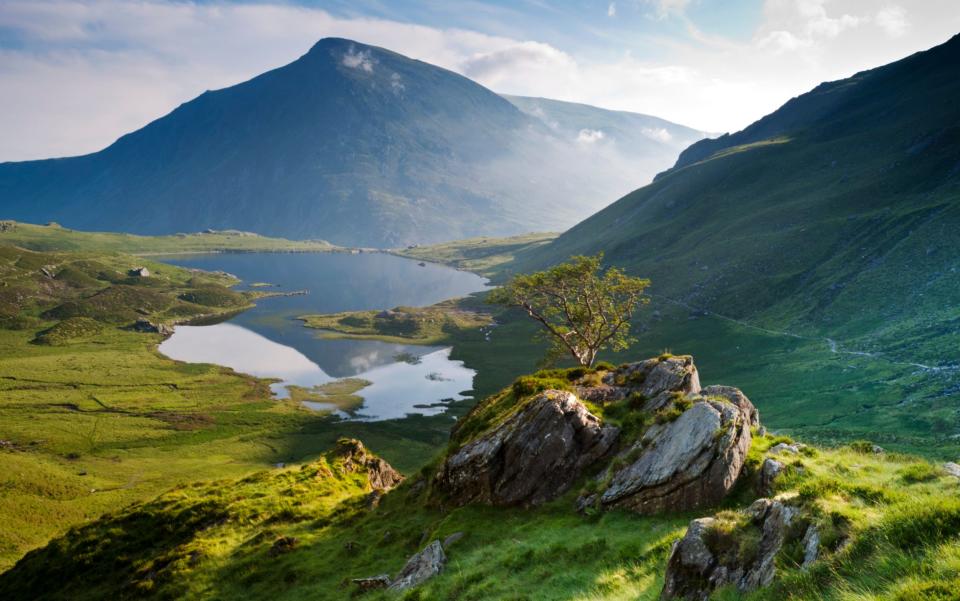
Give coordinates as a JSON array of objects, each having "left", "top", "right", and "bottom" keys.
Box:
[
  {"left": 661, "top": 498, "right": 809, "bottom": 600},
  {"left": 701, "top": 385, "right": 759, "bottom": 427},
  {"left": 334, "top": 438, "right": 404, "bottom": 492},
  {"left": 131, "top": 318, "right": 173, "bottom": 336},
  {"left": 435, "top": 390, "right": 619, "bottom": 507},
  {"left": 583, "top": 398, "right": 751, "bottom": 514},
  {"left": 944, "top": 462, "right": 960, "bottom": 479},
  {"left": 352, "top": 575, "right": 390, "bottom": 592},
  {"left": 387, "top": 540, "right": 446, "bottom": 591}
]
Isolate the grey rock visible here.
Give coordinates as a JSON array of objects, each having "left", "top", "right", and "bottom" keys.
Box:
[
  {"left": 435, "top": 390, "right": 619, "bottom": 507},
  {"left": 592, "top": 398, "right": 751, "bottom": 514},
  {"left": 128, "top": 266, "right": 150, "bottom": 277},
  {"left": 131, "top": 319, "right": 173, "bottom": 336},
  {"left": 769, "top": 443, "right": 799, "bottom": 455},
  {"left": 605, "top": 356, "right": 701, "bottom": 412},
  {"left": 388, "top": 540, "right": 446, "bottom": 591},
  {"left": 701, "top": 385, "right": 760, "bottom": 427},
  {"left": 944, "top": 462, "right": 960, "bottom": 478},
  {"left": 801, "top": 524, "right": 820, "bottom": 568},
  {"left": 662, "top": 498, "right": 804, "bottom": 600},
  {"left": 758, "top": 458, "right": 784, "bottom": 496}
]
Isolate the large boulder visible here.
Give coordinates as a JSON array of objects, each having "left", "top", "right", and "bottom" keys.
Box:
[
  {"left": 580, "top": 398, "right": 751, "bottom": 514},
  {"left": 661, "top": 498, "right": 817, "bottom": 600},
  {"left": 701, "top": 385, "right": 759, "bottom": 427},
  {"left": 435, "top": 390, "right": 619, "bottom": 507}
]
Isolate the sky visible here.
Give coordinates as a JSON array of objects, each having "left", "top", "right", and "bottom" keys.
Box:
[{"left": 0, "top": 0, "right": 958, "bottom": 162}]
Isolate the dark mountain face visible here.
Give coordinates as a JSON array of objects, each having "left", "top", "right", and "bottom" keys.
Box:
[
  {"left": 0, "top": 38, "right": 696, "bottom": 247},
  {"left": 516, "top": 34, "right": 960, "bottom": 444}
]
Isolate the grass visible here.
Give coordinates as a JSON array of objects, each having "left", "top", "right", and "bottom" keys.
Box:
[
  {"left": 299, "top": 298, "right": 493, "bottom": 345},
  {"left": 285, "top": 379, "right": 371, "bottom": 414},
  {"left": 390, "top": 232, "right": 558, "bottom": 278},
  {"left": 3, "top": 397, "right": 959, "bottom": 600},
  {"left": 0, "top": 221, "right": 340, "bottom": 255}
]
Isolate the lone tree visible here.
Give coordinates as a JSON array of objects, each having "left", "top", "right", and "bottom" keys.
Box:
[{"left": 489, "top": 253, "right": 650, "bottom": 367}]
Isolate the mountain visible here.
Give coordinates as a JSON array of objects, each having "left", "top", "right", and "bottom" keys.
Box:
[
  {"left": 515, "top": 33, "right": 960, "bottom": 452},
  {"left": 0, "top": 39, "right": 702, "bottom": 248},
  {"left": 504, "top": 94, "right": 708, "bottom": 168}
]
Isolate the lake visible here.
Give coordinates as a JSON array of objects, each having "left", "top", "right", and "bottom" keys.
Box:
[{"left": 156, "top": 252, "right": 488, "bottom": 420}]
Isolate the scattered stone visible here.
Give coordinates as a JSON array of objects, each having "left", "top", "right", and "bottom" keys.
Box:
[
  {"left": 769, "top": 443, "right": 799, "bottom": 455},
  {"left": 872, "top": 445, "right": 885, "bottom": 454},
  {"left": 944, "top": 462, "right": 960, "bottom": 478},
  {"left": 128, "top": 266, "right": 150, "bottom": 277},
  {"left": 758, "top": 458, "right": 784, "bottom": 496},
  {"left": 586, "top": 398, "right": 751, "bottom": 515},
  {"left": 352, "top": 575, "right": 391, "bottom": 592},
  {"left": 268, "top": 536, "right": 297, "bottom": 557},
  {"left": 442, "top": 532, "right": 465, "bottom": 549},
  {"left": 661, "top": 498, "right": 805, "bottom": 600},
  {"left": 387, "top": 540, "right": 446, "bottom": 591},
  {"left": 435, "top": 390, "right": 619, "bottom": 507}
]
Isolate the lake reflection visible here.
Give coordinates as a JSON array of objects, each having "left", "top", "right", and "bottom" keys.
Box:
[{"left": 156, "top": 252, "right": 488, "bottom": 420}]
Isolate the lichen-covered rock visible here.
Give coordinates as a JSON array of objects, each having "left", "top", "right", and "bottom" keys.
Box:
[
  {"left": 334, "top": 438, "right": 404, "bottom": 491},
  {"left": 661, "top": 498, "right": 809, "bottom": 600},
  {"left": 387, "top": 540, "right": 446, "bottom": 591},
  {"left": 582, "top": 398, "right": 751, "bottom": 515},
  {"left": 701, "top": 384, "right": 759, "bottom": 427},
  {"left": 435, "top": 390, "right": 619, "bottom": 507},
  {"left": 604, "top": 355, "right": 701, "bottom": 411}
]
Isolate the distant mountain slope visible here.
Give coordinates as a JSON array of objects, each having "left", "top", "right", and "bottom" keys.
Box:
[
  {"left": 516, "top": 34, "right": 960, "bottom": 448},
  {"left": 505, "top": 95, "right": 707, "bottom": 165},
  {"left": 0, "top": 39, "right": 697, "bottom": 248}
]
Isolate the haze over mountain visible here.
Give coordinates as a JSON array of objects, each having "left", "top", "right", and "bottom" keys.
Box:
[
  {"left": 0, "top": 38, "right": 704, "bottom": 248},
  {"left": 518, "top": 33, "right": 960, "bottom": 446}
]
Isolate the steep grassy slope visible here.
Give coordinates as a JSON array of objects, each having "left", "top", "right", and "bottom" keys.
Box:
[
  {"left": 0, "top": 40, "right": 693, "bottom": 248},
  {"left": 513, "top": 33, "right": 960, "bottom": 453},
  {"left": 3, "top": 369, "right": 958, "bottom": 601}
]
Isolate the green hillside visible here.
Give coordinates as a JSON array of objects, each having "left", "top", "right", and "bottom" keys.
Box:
[
  {"left": 513, "top": 33, "right": 960, "bottom": 455},
  {"left": 3, "top": 368, "right": 958, "bottom": 601}
]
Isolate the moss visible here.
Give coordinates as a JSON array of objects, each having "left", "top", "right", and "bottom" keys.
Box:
[
  {"left": 32, "top": 317, "right": 104, "bottom": 345},
  {"left": 178, "top": 286, "right": 247, "bottom": 308}
]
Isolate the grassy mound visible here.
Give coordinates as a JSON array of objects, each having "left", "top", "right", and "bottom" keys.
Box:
[
  {"left": 32, "top": 317, "right": 104, "bottom": 346},
  {"left": 300, "top": 299, "right": 492, "bottom": 345}
]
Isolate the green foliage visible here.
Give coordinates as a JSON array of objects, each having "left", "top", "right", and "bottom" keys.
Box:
[
  {"left": 897, "top": 462, "right": 941, "bottom": 484},
  {"left": 488, "top": 253, "right": 650, "bottom": 366},
  {"left": 32, "top": 317, "right": 103, "bottom": 345},
  {"left": 178, "top": 286, "right": 247, "bottom": 307}
]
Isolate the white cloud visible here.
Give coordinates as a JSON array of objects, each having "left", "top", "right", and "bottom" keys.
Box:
[
  {"left": 576, "top": 129, "right": 606, "bottom": 143},
  {"left": 643, "top": 0, "right": 692, "bottom": 19},
  {"left": 876, "top": 6, "right": 909, "bottom": 37},
  {"left": 608, "top": 2, "right": 617, "bottom": 17},
  {"left": 641, "top": 127, "right": 673, "bottom": 143},
  {"left": 342, "top": 46, "right": 374, "bottom": 72}
]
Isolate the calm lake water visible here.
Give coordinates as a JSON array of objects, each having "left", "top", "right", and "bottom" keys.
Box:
[{"left": 156, "top": 252, "right": 488, "bottom": 420}]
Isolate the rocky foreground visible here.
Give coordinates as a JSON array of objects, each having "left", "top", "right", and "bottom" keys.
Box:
[{"left": 3, "top": 354, "right": 959, "bottom": 600}]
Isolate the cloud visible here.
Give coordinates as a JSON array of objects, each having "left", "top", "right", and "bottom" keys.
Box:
[
  {"left": 876, "top": 6, "right": 909, "bottom": 37},
  {"left": 641, "top": 127, "right": 673, "bottom": 142},
  {"left": 576, "top": 129, "right": 606, "bottom": 143},
  {"left": 608, "top": 3, "right": 616, "bottom": 17},
  {"left": 342, "top": 46, "right": 374, "bottom": 72},
  {"left": 643, "top": 0, "right": 692, "bottom": 19}
]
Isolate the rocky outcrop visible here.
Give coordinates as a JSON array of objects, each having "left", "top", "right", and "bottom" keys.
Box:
[
  {"left": 387, "top": 540, "right": 446, "bottom": 591},
  {"left": 581, "top": 397, "right": 751, "bottom": 514},
  {"left": 944, "top": 462, "right": 960, "bottom": 479},
  {"left": 662, "top": 498, "right": 815, "bottom": 600},
  {"left": 131, "top": 318, "right": 173, "bottom": 336},
  {"left": 435, "top": 390, "right": 619, "bottom": 507},
  {"left": 334, "top": 438, "right": 404, "bottom": 492}
]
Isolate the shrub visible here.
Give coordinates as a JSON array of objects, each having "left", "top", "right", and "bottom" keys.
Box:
[
  {"left": 848, "top": 440, "right": 877, "bottom": 453},
  {"left": 511, "top": 376, "right": 570, "bottom": 397},
  {"left": 879, "top": 498, "right": 960, "bottom": 549},
  {"left": 898, "top": 463, "right": 940, "bottom": 484}
]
